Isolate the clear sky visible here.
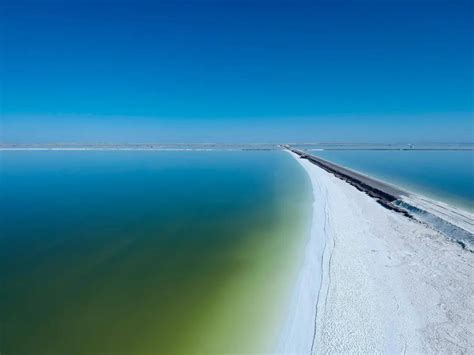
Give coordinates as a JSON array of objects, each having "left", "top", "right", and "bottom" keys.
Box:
[{"left": 1, "top": 0, "right": 473, "bottom": 143}]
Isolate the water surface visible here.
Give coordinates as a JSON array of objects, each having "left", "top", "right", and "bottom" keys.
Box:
[
  {"left": 310, "top": 150, "right": 474, "bottom": 212},
  {"left": 0, "top": 151, "right": 312, "bottom": 354}
]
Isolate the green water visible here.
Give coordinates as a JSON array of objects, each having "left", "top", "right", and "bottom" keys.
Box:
[{"left": 0, "top": 151, "right": 312, "bottom": 354}]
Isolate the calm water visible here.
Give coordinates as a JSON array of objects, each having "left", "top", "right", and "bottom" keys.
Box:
[
  {"left": 310, "top": 150, "right": 474, "bottom": 212},
  {"left": 0, "top": 151, "right": 312, "bottom": 354}
]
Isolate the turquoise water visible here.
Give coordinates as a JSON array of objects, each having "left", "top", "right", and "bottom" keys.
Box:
[
  {"left": 0, "top": 151, "right": 312, "bottom": 354},
  {"left": 310, "top": 150, "right": 474, "bottom": 212}
]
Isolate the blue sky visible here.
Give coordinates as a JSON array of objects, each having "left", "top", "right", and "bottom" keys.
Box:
[{"left": 1, "top": 0, "right": 472, "bottom": 143}]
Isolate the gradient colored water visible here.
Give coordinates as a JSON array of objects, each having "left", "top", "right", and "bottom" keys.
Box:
[
  {"left": 0, "top": 151, "right": 312, "bottom": 354},
  {"left": 311, "top": 150, "right": 474, "bottom": 212}
]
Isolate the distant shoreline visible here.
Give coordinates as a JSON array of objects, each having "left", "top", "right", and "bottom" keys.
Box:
[{"left": 1, "top": 142, "right": 473, "bottom": 151}]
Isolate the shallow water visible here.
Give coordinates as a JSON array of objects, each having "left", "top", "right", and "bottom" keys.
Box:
[
  {"left": 0, "top": 151, "right": 312, "bottom": 354},
  {"left": 308, "top": 150, "right": 474, "bottom": 212}
]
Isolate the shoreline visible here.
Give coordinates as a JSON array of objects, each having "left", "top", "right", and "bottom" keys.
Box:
[
  {"left": 278, "top": 151, "right": 473, "bottom": 353},
  {"left": 276, "top": 152, "right": 332, "bottom": 353},
  {"left": 296, "top": 146, "right": 474, "bottom": 213},
  {"left": 286, "top": 146, "right": 474, "bottom": 251}
]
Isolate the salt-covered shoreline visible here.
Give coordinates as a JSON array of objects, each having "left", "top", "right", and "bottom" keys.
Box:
[{"left": 278, "top": 151, "right": 473, "bottom": 353}]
